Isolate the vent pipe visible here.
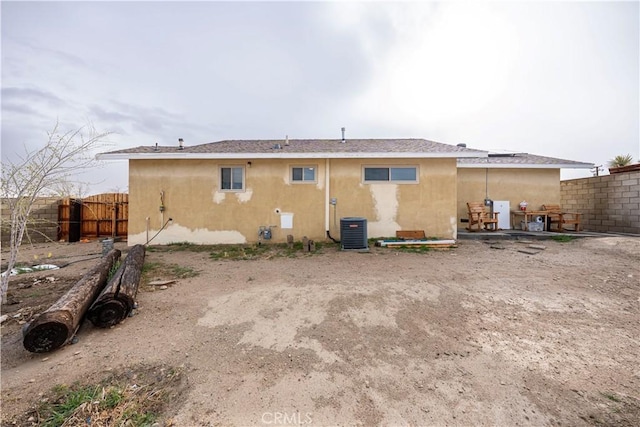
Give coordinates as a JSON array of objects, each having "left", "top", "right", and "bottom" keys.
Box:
[
  {"left": 285, "top": 135, "right": 289, "bottom": 146},
  {"left": 154, "top": 142, "right": 158, "bottom": 151},
  {"left": 341, "top": 127, "right": 346, "bottom": 143},
  {"left": 178, "top": 138, "right": 184, "bottom": 150}
]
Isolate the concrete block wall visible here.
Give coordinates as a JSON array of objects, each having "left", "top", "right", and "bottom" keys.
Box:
[
  {"left": 1, "top": 197, "right": 61, "bottom": 245},
  {"left": 561, "top": 170, "right": 640, "bottom": 234}
]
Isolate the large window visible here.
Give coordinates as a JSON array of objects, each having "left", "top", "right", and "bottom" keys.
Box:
[
  {"left": 363, "top": 166, "right": 418, "bottom": 183},
  {"left": 291, "top": 166, "right": 316, "bottom": 183},
  {"left": 220, "top": 166, "right": 244, "bottom": 191}
]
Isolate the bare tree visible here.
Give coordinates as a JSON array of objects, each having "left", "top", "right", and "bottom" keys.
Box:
[{"left": 1, "top": 122, "right": 111, "bottom": 304}]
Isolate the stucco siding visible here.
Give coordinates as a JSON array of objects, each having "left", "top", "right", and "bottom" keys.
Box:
[
  {"left": 129, "top": 159, "right": 328, "bottom": 244},
  {"left": 128, "top": 157, "right": 458, "bottom": 244},
  {"left": 457, "top": 168, "right": 560, "bottom": 228},
  {"left": 326, "top": 158, "right": 456, "bottom": 240}
]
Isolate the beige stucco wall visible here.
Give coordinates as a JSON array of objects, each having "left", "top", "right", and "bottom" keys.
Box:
[
  {"left": 456, "top": 168, "right": 560, "bottom": 229},
  {"left": 328, "top": 158, "right": 457, "bottom": 239},
  {"left": 128, "top": 157, "right": 458, "bottom": 244}
]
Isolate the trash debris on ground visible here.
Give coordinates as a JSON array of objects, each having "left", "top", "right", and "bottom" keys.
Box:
[
  {"left": 1, "top": 264, "right": 60, "bottom": 278},
  {"left": 528, "top": 244, "right": 547, "bottom": 250},
  {"left": 518, "top": 248, "right": 542, "bottom": 255}
]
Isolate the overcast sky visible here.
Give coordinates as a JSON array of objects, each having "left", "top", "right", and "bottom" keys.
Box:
[{"left": 2, "top": 1, "right": 638, "bottom": 194}]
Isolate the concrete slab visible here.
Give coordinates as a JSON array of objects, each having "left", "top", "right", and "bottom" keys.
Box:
[{"left": 456, "top": 229, "right": 623, "bottom": 241}]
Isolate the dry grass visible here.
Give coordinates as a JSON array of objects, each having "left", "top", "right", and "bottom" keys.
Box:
[{"left": 9, "top": 364, "right": 187, "bottom": 427}]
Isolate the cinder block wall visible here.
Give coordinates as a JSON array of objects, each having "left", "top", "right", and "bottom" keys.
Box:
[
  {"left": 1, "top": 197, "right": 61, "bottom": 245},
  {"left": 561, "top": 170, "right": 640, "bottom": 234}
]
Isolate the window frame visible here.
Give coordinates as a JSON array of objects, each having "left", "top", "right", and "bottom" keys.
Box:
[
  {"left": 362, "top": 165, "right": 419, "bottom": 184},
  {"left": 220, "top": 165, "right": 245, "bottom": 191},
  {"left": 290, "top": 165, "right": 318, "bottom": 184}
]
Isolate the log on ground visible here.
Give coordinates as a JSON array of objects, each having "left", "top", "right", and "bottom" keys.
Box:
[
  {"left": 22, "top": 249, "right": 121, "bottom": 353},
  {"left": 87, "top": 244, "right": 145, "bottom": 328}
]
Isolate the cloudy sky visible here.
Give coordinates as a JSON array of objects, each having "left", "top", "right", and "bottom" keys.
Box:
[{"left": 2, "top": 1, "right": 638, "bottom": 194}]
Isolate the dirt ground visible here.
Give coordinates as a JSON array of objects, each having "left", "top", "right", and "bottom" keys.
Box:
[{"left": 1, "top": 236, "right": 639, "bottom": 426}]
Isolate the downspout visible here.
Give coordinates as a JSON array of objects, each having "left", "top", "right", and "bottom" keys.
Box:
[
  {"left": 325, "top": 158, "right": 330, "bottom": 233},
  {"left": 484, "top": 167, "right": 489, "bottom": 209},
  {"left": 325, "top": 158, "right": 340, "bottom": 243}
]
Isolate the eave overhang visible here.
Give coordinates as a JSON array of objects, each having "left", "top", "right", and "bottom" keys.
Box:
[
  {"left": 457, "top": 162, "right": 594, "bottom": 169},
  {"left": 97, "top": 151, "right": 489, "bottom": 161}
]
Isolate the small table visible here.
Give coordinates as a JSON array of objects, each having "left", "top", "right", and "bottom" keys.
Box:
[{"left": 511, "top": 210, "right": 548, "bottom": 231}]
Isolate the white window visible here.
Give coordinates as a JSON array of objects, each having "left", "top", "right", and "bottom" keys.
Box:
[
  {"left": 291, "top": 166, "right": 316, "bottom": 183},
  {"left": 220, "top": 166, "right": 244, "bottom": 191},
  {"left": 363, "top": 166, "right": 418, "bottom": 183}
]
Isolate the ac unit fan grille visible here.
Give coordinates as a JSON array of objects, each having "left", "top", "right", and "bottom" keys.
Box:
[{"left": 340, "top": 217, "right": 368, "bottom": 250}]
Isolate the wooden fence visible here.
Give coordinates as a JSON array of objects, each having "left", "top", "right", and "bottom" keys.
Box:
[{"left": 58, "top": 193, "right": 128, "bottom": 241}]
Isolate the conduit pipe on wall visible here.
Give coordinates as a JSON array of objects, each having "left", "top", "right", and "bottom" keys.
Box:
[
  {"left": 146, "top": 218, "right": 173, "bottom": 245},
  {"left": 160, "top": 190, "right": 165, "bottom": 226}
]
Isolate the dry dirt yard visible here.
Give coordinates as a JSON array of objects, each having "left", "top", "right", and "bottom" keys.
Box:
[{"left": 1, "top": 236, "right": 639, "bottom": 426}]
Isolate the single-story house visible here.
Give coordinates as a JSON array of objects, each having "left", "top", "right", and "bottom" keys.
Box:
[
  {"left": 98, "top": 138, "right": 593, "bottom": 245},
  {"left": 457, "top": 152, "right": 593, "bottom": 229}
]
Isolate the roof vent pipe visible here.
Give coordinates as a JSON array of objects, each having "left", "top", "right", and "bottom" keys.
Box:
[
  {"left": 285, "top": 135, "right": 289, "bottom": 146},
  {"left": 154, "top": 142, "right": 158, "bottom": 151},
  {"left": 341, "top": 127, "right": 346, "bottom": 143},
  {"left": 178, "top": 138, "right": 184, "bottom": 150}
]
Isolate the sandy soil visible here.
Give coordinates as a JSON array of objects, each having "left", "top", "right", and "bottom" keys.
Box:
[{"left": 1, "top": 236, "right": 639, "bottom": 426}]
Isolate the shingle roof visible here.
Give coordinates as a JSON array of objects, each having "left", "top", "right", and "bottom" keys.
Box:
[
  {"left": 189, "top": 139, "right": 481, "bottom": 154},
  {"left": 458, "top": 152, "right": 593, "bottom": 169},
  {"left": 97, "top": 139, "right": 593, "bottom": 169},
  {"left": 98, "top": 138, "right": 487, "bottom": 159}
]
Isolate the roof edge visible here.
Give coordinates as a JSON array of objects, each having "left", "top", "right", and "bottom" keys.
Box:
[
  {"left": 97, "top": 151, "right": 489, "bottom": 161},
  {"left": 458, "top": 163, "right": 594, "bottom": 169}
]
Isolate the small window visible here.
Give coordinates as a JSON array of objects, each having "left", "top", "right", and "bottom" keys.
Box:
[
  {"left": 221, "top": 166, "right": 244, "bottom": 191},
  {"left": 364, "top": 167, "right": 389, "bottom": 181},
  {"left": 390, "top": 167, "right": 417, "bottom": 181},
  {"left": 291, "top": 166, "right": 316, "bottom": 183},
  {"left": 363, "top": 166, "right": 417, "bottom": 183}
]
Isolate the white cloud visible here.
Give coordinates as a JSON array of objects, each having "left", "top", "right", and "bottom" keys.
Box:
[
  {"left": 335, "top": 1, "right": 638, "bottom": 176},
  {"left": 1, "top": 1, "right": 637, "bottom": 192},
  {"left": 344, "top": 2, "right": 518, "bottom": 130}
]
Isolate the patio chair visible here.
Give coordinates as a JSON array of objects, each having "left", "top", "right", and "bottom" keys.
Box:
[
  {"left": 542, "top": 204, "right": 581, "bottom": 232},
  {"left": 466, "top": 202, "right": 499, "bottom": 232}
]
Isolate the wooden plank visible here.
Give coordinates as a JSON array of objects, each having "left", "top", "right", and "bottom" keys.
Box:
[
  {"left": 112, "top": 202, "right": 116, "bottom": 238},
  {"left": 148, "top": 280, "right": 176, "bottom": 286},
  {"left": 518, "top": 248, "right": 541, "bottom": 255},
  {"left": 528, "top": 244, "right": 546, "bottom": 250},
  {"left": 57, "top": 203, "right": 70, "bottom": 241},
  {"left": 377, "top": 239, "right": 456, "bottom": 247},
  {"left": 389, "top": 244, "right": 458, "bottom": 249},
  {"left": 396, "top": 230, "right": 426, "bottom": 240},
  {"left": 117, "top": 196, "right": 128, "bottom": 237}
]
